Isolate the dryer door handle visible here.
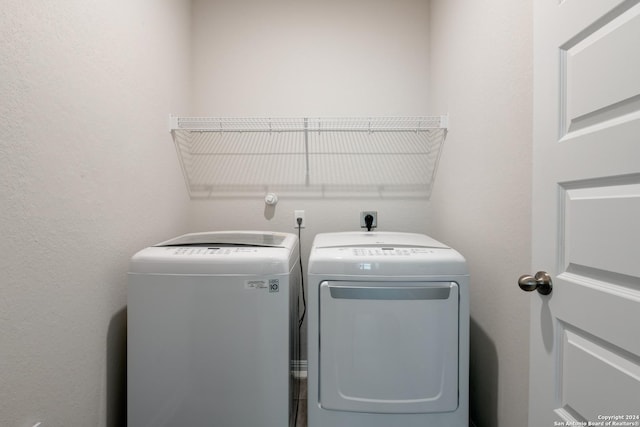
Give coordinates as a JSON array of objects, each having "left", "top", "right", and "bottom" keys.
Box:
[{"left": 328, "top": 285, "right": 452, "bottom": 300}]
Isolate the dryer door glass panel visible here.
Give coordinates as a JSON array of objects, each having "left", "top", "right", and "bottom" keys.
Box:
[{"left": 319, "top": 281, "right": 459, "bottom": 414}]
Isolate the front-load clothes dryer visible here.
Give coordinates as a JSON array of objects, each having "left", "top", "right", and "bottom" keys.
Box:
[
  {"left": 307, "top": 232, "right": 469, "bottom": 427},
  {"left": 127, "top": 231, "right": 301, "bottom": 427}
]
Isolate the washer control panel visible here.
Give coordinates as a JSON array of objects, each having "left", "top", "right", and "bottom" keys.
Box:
[{"left": 170, "top": 247, "right": 259, "bottom": 256}]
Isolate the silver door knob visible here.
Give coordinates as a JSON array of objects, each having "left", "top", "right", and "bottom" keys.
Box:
[{"left": 518, "top": 271, "right": 552, "bottom": 295}]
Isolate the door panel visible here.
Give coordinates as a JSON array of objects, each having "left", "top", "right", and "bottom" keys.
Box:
[
  {"left": 560, "top": 325, "right": 640, "bottom": 420},
  {"left": 562, "top": 180, "right": 640, "bottom": 278},
  {"left": 531, "top": 0, "right": 640, "bottom": 425},
  {"left": 562, "top": 4, "right": 640, "bottom": 135}
]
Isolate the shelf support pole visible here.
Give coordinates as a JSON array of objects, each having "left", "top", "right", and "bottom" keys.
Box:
[{"left": 304, "top": 117, "right": 310, "bottom": 185}]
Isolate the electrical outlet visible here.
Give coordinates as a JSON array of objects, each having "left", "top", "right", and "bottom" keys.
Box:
[
  {"left": 360, "top": 211, "right": 377, "bottom": 230},
  {"left": 294, "top": 210, "right": 305, "bottom": 228}
]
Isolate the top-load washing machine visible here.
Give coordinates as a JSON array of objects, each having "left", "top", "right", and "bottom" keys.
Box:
[
  {"left": 307, "top": 231, "right": 469, "bottom": 427},
  {"left": 127, "top": 231, "right": 301, "bottom": 427}
]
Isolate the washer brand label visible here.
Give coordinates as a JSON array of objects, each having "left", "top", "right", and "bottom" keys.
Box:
[
  {"left": 244, "top": 279, "right": 280, "bottom": 292},
  {"left": 245, "top": 280, "right": 268, "bottom": 290}
]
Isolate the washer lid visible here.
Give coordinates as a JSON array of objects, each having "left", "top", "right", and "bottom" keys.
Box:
[
  {"left": 155, "top": 231, "right": 289, "bottom": 248},
  {"left": 129, "top": 231, "right": 298, "bottom": 275}
]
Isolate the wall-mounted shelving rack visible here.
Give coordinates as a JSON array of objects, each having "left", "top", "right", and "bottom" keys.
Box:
[{"left": 169, "top": 115, "right": 448, "bottom": 199}]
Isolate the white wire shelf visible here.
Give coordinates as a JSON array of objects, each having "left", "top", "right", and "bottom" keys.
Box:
[
  {"left": 170, "top": 116, "right": 447, "bottom": 133},
  {"left": 169, "top": 115, "right": 448, "bottom": 199}
]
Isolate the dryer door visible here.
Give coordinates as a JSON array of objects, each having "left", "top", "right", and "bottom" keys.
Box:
[{"left": 319, "top": 281, "right": 459, "bottom": 414}]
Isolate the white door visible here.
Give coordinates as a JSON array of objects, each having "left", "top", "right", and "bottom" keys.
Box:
[{"left": 529, "top": 0, "right": 640, "bottom": 425}]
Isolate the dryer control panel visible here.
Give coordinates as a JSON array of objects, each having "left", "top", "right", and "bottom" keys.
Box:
[{"left": 351, "top": 247, "right": 434, "bottom": 257}]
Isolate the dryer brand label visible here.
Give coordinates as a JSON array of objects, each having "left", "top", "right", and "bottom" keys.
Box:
[{"left": 269, "top": 279, "right": 280, "bottom": 293}]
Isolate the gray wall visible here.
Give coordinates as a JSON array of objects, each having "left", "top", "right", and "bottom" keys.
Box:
[
  {"left": 1, "top": 1, "right": 534, "bottom": 426},
  {"left": 188, "top": 0, "right": 435, "bottom": 360},
  {"left": 0, "top": 1, "right": 192, "bottom": 425},
  {"left": 428, "top": 1, "right": 533, "bottom": 426}
]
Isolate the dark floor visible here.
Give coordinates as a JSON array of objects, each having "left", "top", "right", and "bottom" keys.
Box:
[{"left": 294, "top": 377, "right": 307, "bottom": 427}]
